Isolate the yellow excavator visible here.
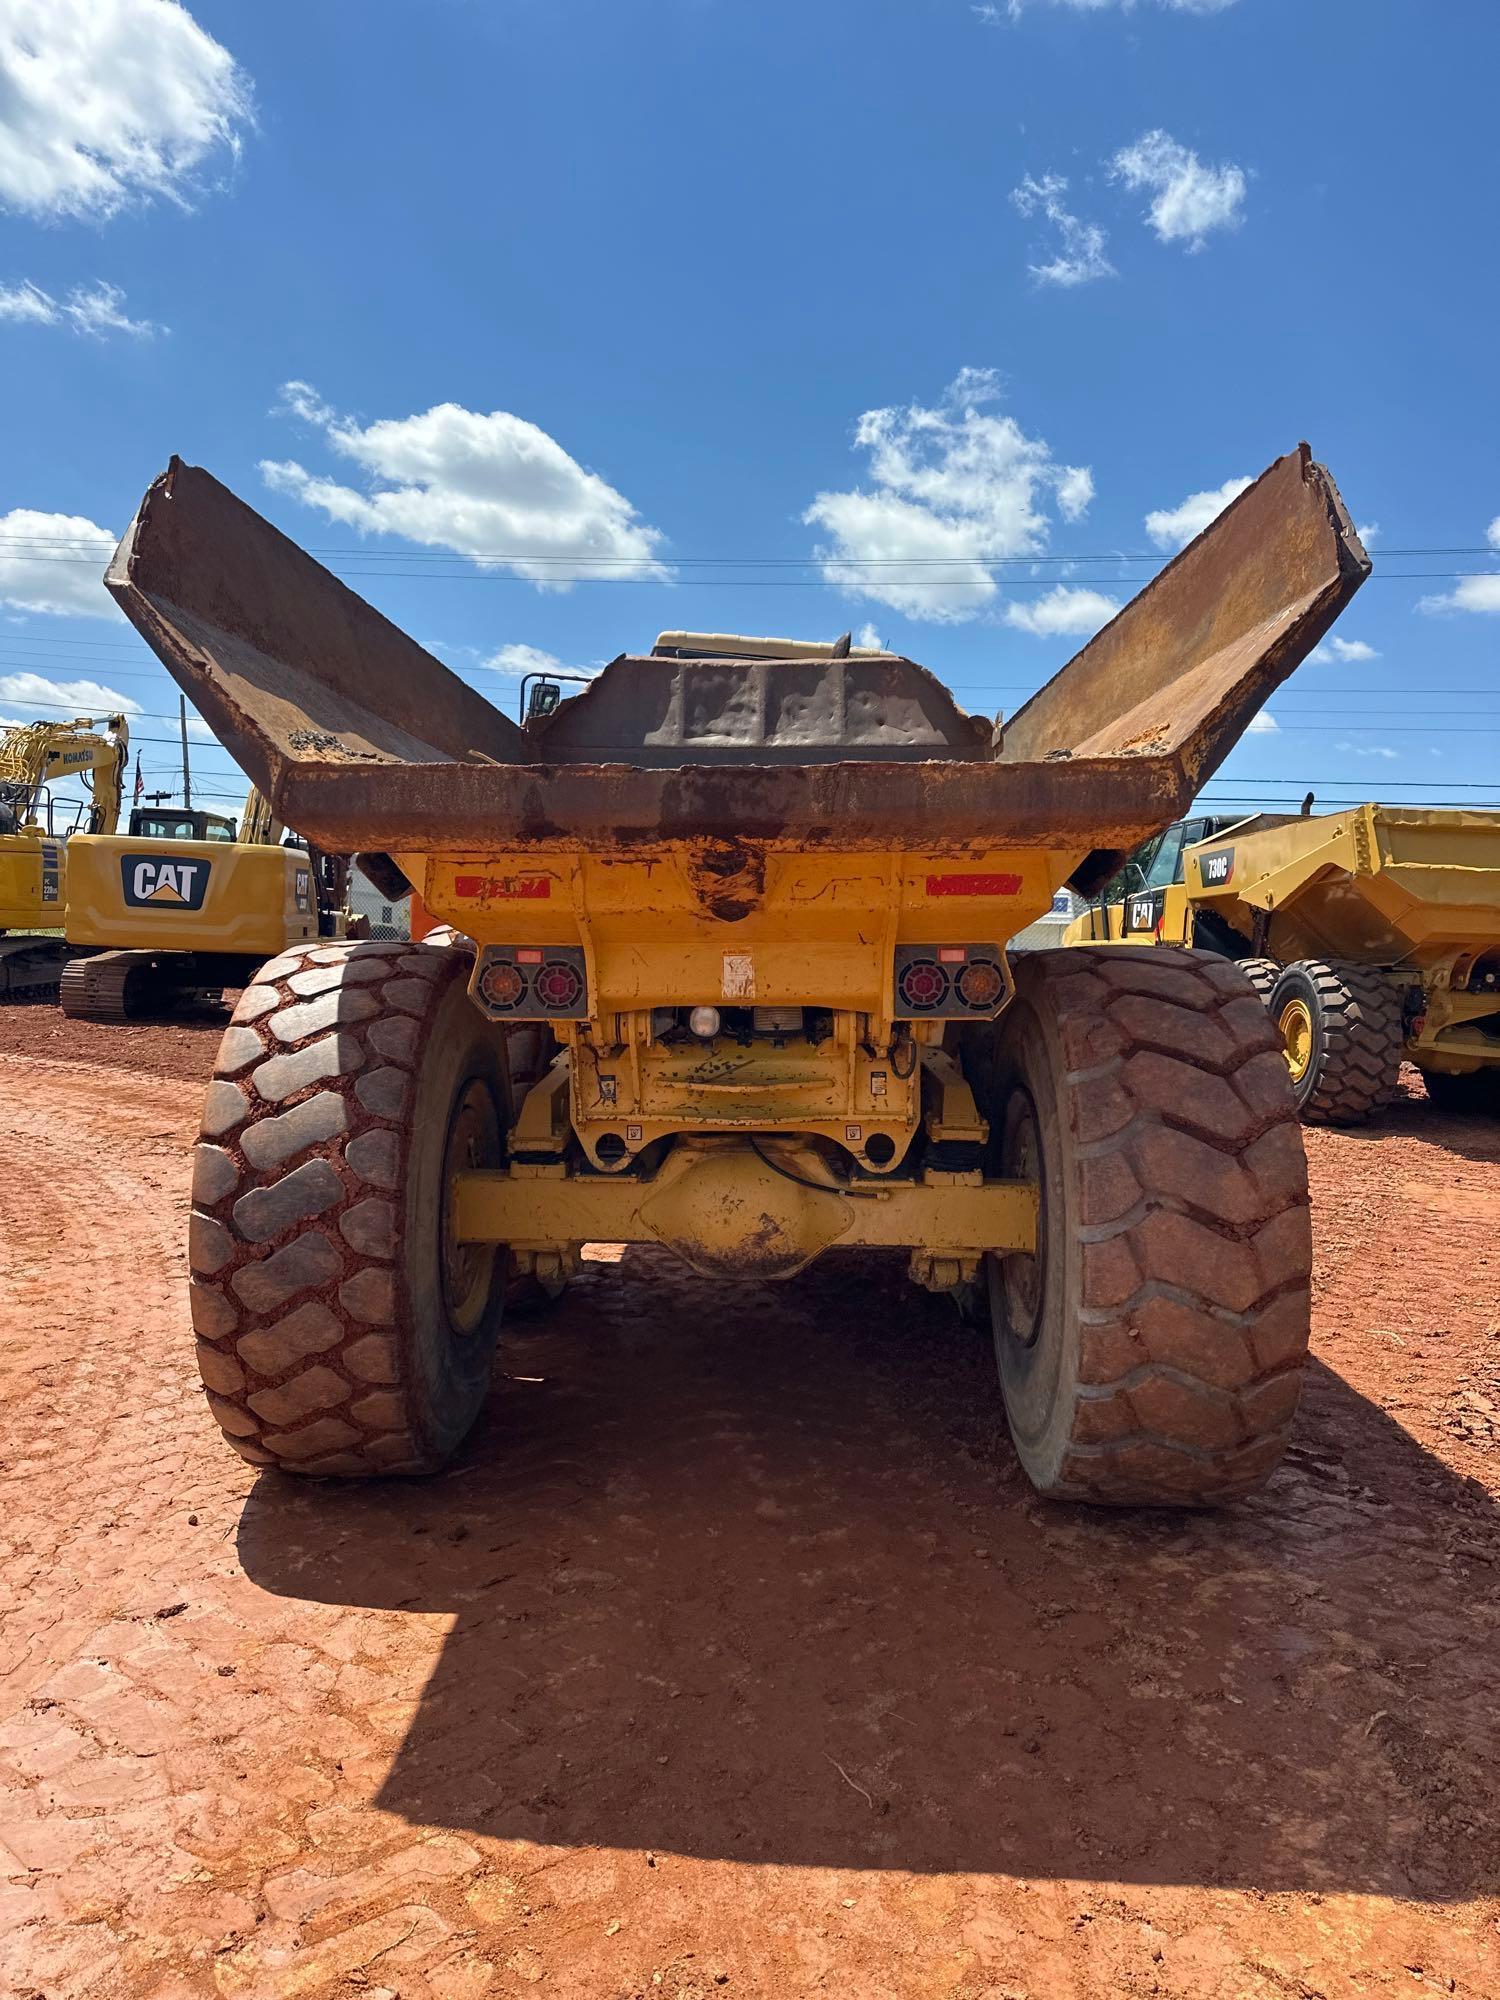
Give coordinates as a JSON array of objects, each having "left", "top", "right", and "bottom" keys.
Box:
[
  {"left": 0, "top": 714, "right": 130, "bottom": 1000},
  {"left": 59, "top": 782, "right": 357, "bottom": 1020}
]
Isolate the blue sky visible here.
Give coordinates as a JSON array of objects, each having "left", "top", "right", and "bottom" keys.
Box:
[{"left": 2, "top": 0, "right": 1497, "bottom": 823}]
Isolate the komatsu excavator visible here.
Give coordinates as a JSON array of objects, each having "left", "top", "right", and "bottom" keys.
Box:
[
  {"left": 59, "top": 780, "right": 356, "bottom": 1020},
  {"left": 0, "top": 714, "right": 129, "bottom": 1000}
]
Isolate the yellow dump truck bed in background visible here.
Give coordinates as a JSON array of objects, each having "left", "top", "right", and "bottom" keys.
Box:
[
  {"left": 63, "top": 834, "right": 320, "bottom": 955},
  {"left": 1186, "top": 805, "right": 1500, "bottom": 964}
]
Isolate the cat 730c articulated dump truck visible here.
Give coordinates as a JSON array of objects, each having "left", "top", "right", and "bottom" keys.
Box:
[
  {"left": 105, "top": 447, "right": 1368, "bottom": 1507},
  {"left": 1067, "top": 806, "right": 1500, "bottom": 1122}
]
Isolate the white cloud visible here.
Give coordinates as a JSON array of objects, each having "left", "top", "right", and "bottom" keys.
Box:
[
  {"left": 1055, "top": 465, "right": 1095, "bottom": 521},
  {"left": 0, "top": 281, "right": 58, "bottom": 325},
  {"left": 482, "top": 643, "right": 566, "bottom": 678},
  {"left": 1488, "top": 517, "right": 1500, "bottom": 552},
  {"left": 854, "top": 622, "right": 886, "bottom": 651},
  {"left": 1335, "top": 741, "right": 1398, "bottom": 760},
  {"left": 1009, "top": 174, "right": 1115, "bottom": 288},
  {"left": 1357, "top": 521, "right": 1380, "bottom": 546},
  {"left": 183, "top": 715, "right": 217, "bottom": 741},
  {"left": 1418, "top": 575, "right": 1500, "bottom": 616},
  {"left": 1003, "top": 585, "right": 1119, "bottom": 637},
  {"left": 803, "top": 369, "right": 1095, "bottom": 624},
  {"left": 262, "top": 383, "right": 667, "bottom": 588},
  {"left": 0, "top": 0, "right": 252, "bottom": 222},
  {"left": 1310, "top": 635, "right": 1380, "bottom": 663},
  {"left": 61, "top": 281, "right": 162, "bottom": 339},
  {"left": 1144, "top": 474, "right": 1253, "bottom": 551},
  {"left": 1246, "top": 711, "right": 1279, "bottom": 735},
  {"left": 0, "top": 509, "right": 120, "bottom": 620},
  {"left": 0, "top": 671, "right": 140, "bottom": 715},
  {"left": 0, "top": 278, "right": 162, "bottom": 338},
  {"left": 1111, "top": 130, "right": 1247, "bottom": 249}
]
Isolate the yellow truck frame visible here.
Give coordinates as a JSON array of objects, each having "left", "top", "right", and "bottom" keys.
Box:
[
  {"left": 1068, "top": 806, "right": 1500, "bottom": 1121},
  {"left": 106, "top": 446, "right": 1368, "bottom": 1510}
]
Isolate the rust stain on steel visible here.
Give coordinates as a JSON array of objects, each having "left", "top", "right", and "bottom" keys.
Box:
[
  {"left": 278, "top": 751, "right": 1187, "bottom": 856},
  {"left": 104, "top": 457, "right": 530, "bottom": 810},
  {"left": 1001, "top": 444, "right": 1369, "bottom": 785},
  {"left": 103, "top": 446, "right": 1367, "bottom": 864},
  {"left": 684, "top": 838, "right": 768, "bottom": 921}
]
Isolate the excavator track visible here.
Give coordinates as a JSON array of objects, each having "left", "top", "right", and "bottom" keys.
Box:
[
  {"left": 59, "top": 949, "right": 221, "bottom": 1023},
  {"left": 0, "top": 938, "right": 68, "bottom": 1004}
]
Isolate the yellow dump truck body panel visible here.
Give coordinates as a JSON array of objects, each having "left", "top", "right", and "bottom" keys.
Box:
[
  {"left": 413, "top": 841, "right": 1061, "bottom": 1170},
  {"left": 63, "top": 834, "right": 320, "bottom": 955}
]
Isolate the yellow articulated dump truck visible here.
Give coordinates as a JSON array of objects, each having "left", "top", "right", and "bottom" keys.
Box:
[
  {"left": 0, "top": 714, "right": 129, "bottom": 1000},
  {"left": 60, "top": 791, "right": 353, "bottom": 1021},
  {"left": 106, "top": 446, "right": 1367, "bottom": 1506},
  {"left": 1067, "top": 808, "right": 1500, "bottom": 1122}
]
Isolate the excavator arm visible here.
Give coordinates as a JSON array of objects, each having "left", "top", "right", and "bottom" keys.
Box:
[{"left": 0, "top": 715, "right": 130, "bottom": 833}]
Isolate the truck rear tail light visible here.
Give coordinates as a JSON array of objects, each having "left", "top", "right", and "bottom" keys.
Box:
[
  {"left": 893, "top": 944, "right": 1010, "bottom": 1020},
  {"left": 470, "top": 944, "right": 589, "bottom": 1021},
  {"left": 956, "top": 959, "right": 1005, "bottom": 1010},
  {"left": 478, "top": 960, "right": 527, "bottom": 1013},
  {"left": 897, "top": 958, "right": 950, "bottom": 1012}
]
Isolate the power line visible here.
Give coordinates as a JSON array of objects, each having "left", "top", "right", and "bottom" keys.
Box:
[{"left": 2, "top": 529, "right": 1496, "bottom": 561}]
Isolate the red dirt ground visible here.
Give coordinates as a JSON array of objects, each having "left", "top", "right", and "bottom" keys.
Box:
[{"left": 0, "top": 1012, "right": 1496, "bottom": 1999}]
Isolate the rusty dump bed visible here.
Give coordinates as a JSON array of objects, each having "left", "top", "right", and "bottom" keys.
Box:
[{"left": 104, "top": 447, "right": 1368, "bottom": 861}]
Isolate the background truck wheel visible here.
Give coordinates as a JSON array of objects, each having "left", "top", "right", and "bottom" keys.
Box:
[
  {"left": 1268, "top": 959, "right": 1404, "bottom": 1125},
  {"left": 964, "top": 948, "right": 1312, "bottom": 1506},
  {"left": 187, "top": 938, "right": 512, "bottom": 1476},
  {"left": 1237, "top": 956, "right": 1280, "bottom": 1006},
  {"left": 1420, "top": 1066, "right": 1500, "bottom": 1115}
]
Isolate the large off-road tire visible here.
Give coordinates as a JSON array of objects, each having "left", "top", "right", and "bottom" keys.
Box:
[
  {"left": 1237, "top": 956, "right": 1280, "bottom": 1006},
  {"left": 1420, "top": 1066, "right": 1500, "bottom": 1116},
  {"left": 1268, "top": 959, "right": 1404, "bottom": 1125},
  {"left": 187, "top": 938, "right": 512, "bottom": 1476},
  {"left": 964, "top": 947, "right": 1311, "bottom": 1506}
]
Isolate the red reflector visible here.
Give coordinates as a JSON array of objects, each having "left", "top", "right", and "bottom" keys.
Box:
[
  {"left": 926, "top": 872, "right": 1023, "bottom": 897},
  {"left": 517, "top": 948, "right": 543, "bottom": 964},
  {"left": 938, "top": 947, "right": 966, "bottom": 963}
]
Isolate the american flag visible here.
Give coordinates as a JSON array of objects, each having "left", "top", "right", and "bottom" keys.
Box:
[{"left": 132, "top": 754, "right": 143, "bottom": 804}]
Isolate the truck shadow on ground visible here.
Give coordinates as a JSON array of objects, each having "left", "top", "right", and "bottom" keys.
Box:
[
  {"left": 237, "top": 1249, "right": 1498, "bottom": 1898},
  {"left": 1330, "top": 1073, "right": 1500, "bottom": 1164}
]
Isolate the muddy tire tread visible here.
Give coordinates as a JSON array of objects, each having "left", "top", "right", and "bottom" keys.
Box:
[
  {"left": 1237, "top": 956, "right": 1280, "bottom": 1007},
  {"left": 186, "top": 934, "right": 478, "bottom": 1476},
  {"left": 1009, "top": 948, "right": 1312, "bottom": 1506}
]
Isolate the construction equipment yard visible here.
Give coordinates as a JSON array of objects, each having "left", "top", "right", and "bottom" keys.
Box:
[{"left": 2, "top": 1009, "right": 1495, "bottom": 2000}]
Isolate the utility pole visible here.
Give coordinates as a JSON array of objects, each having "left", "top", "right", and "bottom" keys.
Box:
[{"left": 179, "top": 693, "right": 192, "bottom": 810}]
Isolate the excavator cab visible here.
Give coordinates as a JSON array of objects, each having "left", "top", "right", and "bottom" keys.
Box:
[{"left": 127, "top": 807, "right": 238, "bottom": 843}]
